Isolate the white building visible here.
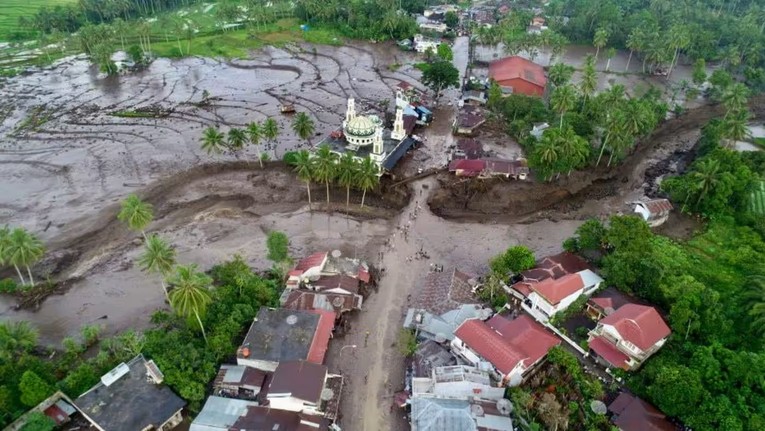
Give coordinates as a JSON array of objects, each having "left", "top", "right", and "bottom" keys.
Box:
[
  {"left": 633, "top": 198, "right": 673, "bottom": 227},
  {"left": 414, "top": 34, "right": 441, "bottom": 53},
  {"left": 412, "top": 365, "right": 505, "bottom": 400}
]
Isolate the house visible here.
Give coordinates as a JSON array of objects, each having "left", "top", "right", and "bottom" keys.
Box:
[
  {"left": 451, "top": 138, "right": 483, "bottom": 160},
  {"left": 73, "top": 355, "right": 185, "bottom": 431},
  {"left": 414, "top": 34, "right": 441, "bottom": 53},
  {"left": 483, "top": 158, "right": 529, "bottom": 180},
  {"left": 633, "top": 199, "right": 673, "bottom": 227},
  {"left": 462, "top": 90, "right": 487, "bottom": 105},
  {"left": 412, "top": 365, "right": 506, "bottom": 400},
  {"left": 282, "top": 289, "right": 363, "bottom": 316},
  {"left": 212, "top": 364, "right": 270, "bottom": 402},
  {"left": 266, "top": 360, "right": 344, "bottom": 420},
  {"left": 284, "top": 250, "right": 370, "bottom": 298},
  {"left": 236, "top": 307, "right": 335, "bottom": 371},
  {"left": 451, "top": 315, "right": 561, "bottom": 386},
  {"left": 404, "top": 303, "right": 491, "bottom": 343},
  {"left": 489, "top": 56, "right": 547, "bottom": 97},
  {"left": 410, "top": 397, "right": 513, "bottom": 430},
  {"left": 412, "top": 340, "right": 457, "bottom": 377},
  {"left": 448, "top": 159, "right": 485, "bottom": 177},
  {"left": 190, "top": 396, "right": 331, "bottom": 431},
  {"left": 588, "top": 304, "right": 671, "bottom": 371},
  {"left": 526, "top": 17, "right": 548, "bottom": 34},
  {"left": 508, "top": 252, "right": 604, "bottom": 321},
  {"left": 453, "top": 107, "right": 486, "bottom": 135},
  {"left": 586, "top": 287, "right": 634, "bottom": 320},
  {"left": 419, "top": 20, "right": 448, "bottom": 33},
  {"left": 607, "top": 392, "right": 676, "bottom": 431},
  {"left": 6, "top": 392, "right": 76, "bottom": 431}
]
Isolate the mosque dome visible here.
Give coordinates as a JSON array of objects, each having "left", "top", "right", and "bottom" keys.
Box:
[{"left": 344, "top": 116, "right": 377, "bottom": 137}]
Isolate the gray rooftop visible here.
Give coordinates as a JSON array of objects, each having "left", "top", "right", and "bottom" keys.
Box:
[
  {"left": 404, "top": 304, "right": 489, "bottom": 342},
  {"left": 238, "top": 307, "right": 319, "bottom": 363},
  {"left": 411, "top": 397, "right": 513, "bottom": 431},
  {"left": 74, "top": 355, "right": 185, "bottom": 431},
  {"left": 190, "top": 396, "right": 257, "bottom": 431}
]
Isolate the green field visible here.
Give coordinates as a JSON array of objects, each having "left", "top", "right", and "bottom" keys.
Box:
[{"left": 0, "top": 0, "right": 75, "bottom": 41}]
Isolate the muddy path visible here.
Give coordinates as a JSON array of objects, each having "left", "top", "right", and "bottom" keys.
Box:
[{"left": 429, "top": 94, "right": 765, "bottom": 222}]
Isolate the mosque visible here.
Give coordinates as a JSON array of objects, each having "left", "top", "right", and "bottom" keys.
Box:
[{"left": 320, "top": 98, "right": 419, "bottom": 173}]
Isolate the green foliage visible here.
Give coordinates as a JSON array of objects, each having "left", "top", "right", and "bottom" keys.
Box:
[
  {"left": 282, "top": 151, "right": 299, "bottom": 166},
  {"left": 0, "top": 278, "right": 18, "bottom": 293},
  {"left": 398, "top": 329, "right": 417, "bottom": 357},
  {"left": 549, "top": 294, "right": 589, "bottom": 327},
  {"left": 80, "top": 324, "right": 101, "bottom": 348},
  {"left": 266, "top": 231, "right": 290, "bottom": 263},
  {"left": 421, "top": 60, "right": 459, "bottom": 100},
  {"left": 18, "top": 371, "right": 53, "bottom": 407},
  {"left": 489, "top": 245, "right": 535, "bottom": 279},
  {"left": 20, "top": 411, "right": 55, "bottom": 431},
  {"left": 436, "top": 43, "right": 453, "bottom": 61}
]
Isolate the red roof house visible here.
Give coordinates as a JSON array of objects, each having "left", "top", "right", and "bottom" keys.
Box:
[
  {"left": 306, "top": 310, "right": 336, "bottom": 364},
  {"left": 588, "top": 304, "right": 671, "bottom": 370},
  {"left": 608, "top": 392, "right": 676, "bottom": 431},
  {"left": 448, "top": 159, "right": 486, "bottom": 177},
  {"left": 489, "top": 56, "right": 547, "bottom": 96},
  {"left": 451, "top": 315, "right": 560, "bottom": 386}
]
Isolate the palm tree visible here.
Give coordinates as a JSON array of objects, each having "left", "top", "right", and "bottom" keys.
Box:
[
  {"left": 551, "top": 85, "right": 577, "bottom": 128},
  {"left": 548, "top": 63, "right": 574, "bottom": 87},
  {"left": 357, "top": 157, "right": 380, "bottom": 208},
  {"left": 596, "top": 110, "right": 626, "bottom": 166},
  {"left": 312, "top": 145, "right": 338, "bottom": 206},
  {"left": 691, "top": 158, "right": 721, "bottom": 207},
  {"left": 593, "top": 27, "right": 608, "bottom": 60},
  {"left": 201, "top": 127, "right": 226, "bottom": 155},
  {"left": 166, "top": 264, "right": 212, "bottom": 343},
  {"left": 138, "top": 234, "right": 176, "bottom": 300},
  {"left": 667, "top": 24, "right": 690, "bottom": 78},
  {"left": 227, "top": 128, "right": 247, "bottom": 153},
  {"left": 531, "top": 136, "right": 559, "bottom": 181},
  {"left": 607, "top": 134, "right": 633, "bottom": 166},
  {"left": 605, "top": 48, "right": 616, "bottom": 71},
  {"left": 117, "top": 194, "right": 153, "bottom": 239},
  {"left": 293, "top": 150, "right": 313, "bottom": 208},
  {"left": 559, "top": 127, "right": 590, "bottom": 176},
  {"left": 0, "top": 321, "right": 38, "bottom": 360},
  {"left": 6, "top": 228, "right": 45, "bottom": 286},
  {"left": 721, "top": 109, "right": 751, "bottom": 148},
  {"left": 579, "top": 55, "right": 597, "bottom": 108},
  {"left": 625, "top": 28, "right": 643, "bottom": 72},
  {"left": 0, "top": 226, "right": 11, "bottom": 280},
  {"left": 246, "top": 122, "right": 264, "bottom": 168},
  {"left": 744, "top": 276, "right": 765, "bottom": 337},
  {"left": 722, "top": 83, "right": 749, "bottom": 116},
  {"left": 291, "top": 112, "right": 315, "bottom": 146},
  {"left": 262, "top": 118, "right": 279, "bottom": 158},
  {"left": 337, "top": 153, "right": 358, "bottom": 209}
]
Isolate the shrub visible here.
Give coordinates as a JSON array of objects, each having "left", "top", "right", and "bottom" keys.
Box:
[
  {"left": 0, "top": 278, "right": 18, "bottom": 293},
  {"left": 20, "top": 412, "right": 55, "bottom": 431},
  {"left": 19, "top": 371, "right": 53, "bottom": 407}
]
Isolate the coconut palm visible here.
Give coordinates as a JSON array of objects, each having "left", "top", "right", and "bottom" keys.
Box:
[
  {"left": 551, "top": 85, "right": 577, "bottom": 129},
  {"left": 201, "top": 127, "right": 226, "bottom": 155},
  {"left": 596, "top": 110, "right": 626, "bottom": 166},
  {"left": 6, "top": 228, "right": 45, "bottom": 286},
  {"left": 291, "top": 112, "right": 315, "bottom": 146},
  {"left": 722, "top": 83, "right": 749, "bottom": 116},
  {"left": 625, "top": 28, "right": 643, "bottom": 72},
  {"left": 293, "top": 150, "right": 314, "bottom": 208},
  {"left": 605, "top": 48, "right": 616, "bottom": 71},
  {"left": 357, "top": 157, "right": 380, "bottom": 208},
  {"left": 691, "top": 158, "right": 721, "bottom": 206},
  {"left": 138, "top": 234, "right": 177, "bottom": 300},
  {"left": 337, "top": 153, "right": 358, "bottom": 209},
  {"left": 607, "top": 134, "right": 633, "bottom": 166},
  {"left": 0, "top": 225, "right": 10, "bottom": 276},
  {"left": 117, "top": 194, "right": 153, "bottom": 238},
  {"left": 721, "top": 109, "right": 751, "bottom": 148},
  {"left": 548, "top": 63, "right": 574, "bottom": 87},
  {"left": 580, "top": 55, "right": 598, "bottom": 108},
  {"left": 246, "top": 122, "right": 264, "bottom": 168},
  {"left": 558, "top": 127, "right": 590, "bottom": 176},
  {"left": 312, "top": 145, "right": 338, "bottom": 205},
  {"left": 262, "top": 118, "right": 279, "bottom": 158},
  {"left": 531, "top": 135, "right": 559, "bottom": 181},
  {"left": 166, "top": 264, "right": 212, "bottom": 343},
  {"left": 593, "top": 27, "right": 609, "bottom": 60},
  {"left": 227, "top": 128, "right": 247, "bottom": 153},
  {"left": 667, "top": 24, "right": 690, "bottom": 78},
  {"left": 0, "top": 321, "right": 38, "bottom": 360}
]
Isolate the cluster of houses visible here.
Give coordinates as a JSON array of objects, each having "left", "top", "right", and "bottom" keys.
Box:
[
  {"left": 398, "top": 252, "right": 678, "bottom": 431},
  {"left": 12, "top": 251, "right": 371, "bottom": 431}
]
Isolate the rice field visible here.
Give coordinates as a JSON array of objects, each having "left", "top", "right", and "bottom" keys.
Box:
[
  {"left": 751, "top": 181, "right": 765, "bottom": 216},
  {"left": 0, "top": 0, "right": 75, "bottom": 41}
]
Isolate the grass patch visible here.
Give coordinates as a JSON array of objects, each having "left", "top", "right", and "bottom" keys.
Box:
[
  {"left": 751, "top": 181, "right": 765, "bottom": 216},
  {"left": 0, "top": 0, "right": 75, "bottom": 41},
  {"left": 414, "top": 62, "right": 430, "bottom": 72},
  {"left": 753, "top": 137, "right": 765, "bottom": 149}
]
